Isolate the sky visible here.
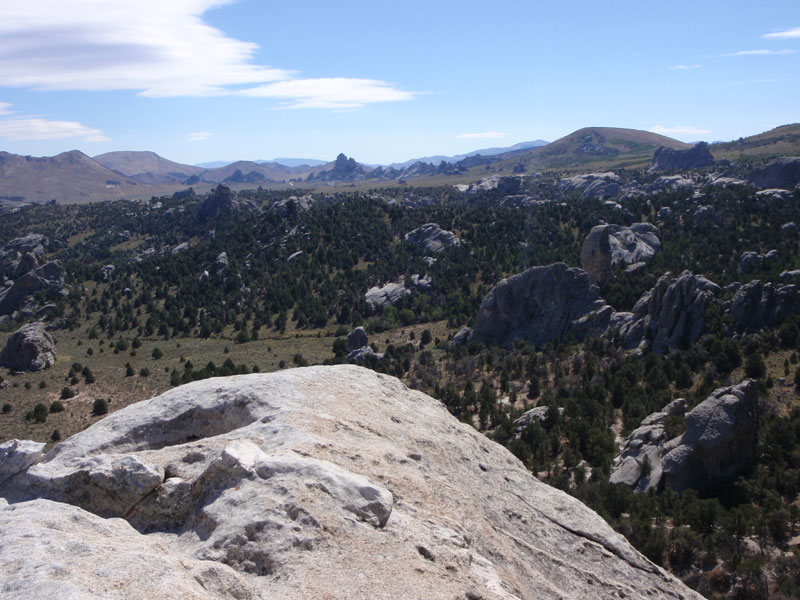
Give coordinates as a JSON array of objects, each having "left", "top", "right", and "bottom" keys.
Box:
[{"left": 0, "top": 0, "right": 798, "bottom": 165}]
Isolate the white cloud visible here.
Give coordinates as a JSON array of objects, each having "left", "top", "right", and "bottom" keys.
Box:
[
  {"left": 723, "top": 49, "right": 796, "bottom": 56},
  {"left": 0, "top": 1, "right": 418, "bottom": 108},
  {"left": 188, "top": 131, "right": 211, "bottom": 141},
  {"left": 241, "top": 78, "right": 417, "bottom": 109},
  {"left": 649, "top": 125, "right": 711, "bottom": 137},
  {"left": 667, "top": 64, "right": 701, "bottom": 70},
  {"left": 763, "top": 27, "right": 800, "bottom": 39},
  {"left": 0, "top": 102, "right": 14, "bottom": 115},
  {"left": 0, "top": 117, "right": 110, "bottom": 141},
  {"left": 455, "top": 131, "right": 507, "bottom": 140}
]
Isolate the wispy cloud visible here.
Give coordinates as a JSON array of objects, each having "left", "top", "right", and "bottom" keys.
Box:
[
  {"left": 667, "top": 64, "right": 701, "bottom": 70},
  {"left": 649, "top": 125, "right": 711, "bottom": 137},
  {"left": 456, "top": 131, "right": 507, "bottom": 140},
  {"left": 240, "top": 78, "right": 417, "bottom": 109},
  {"left": 187, "top": 131, "right": 211, "bottom": 142},
  {"left": 0, "top": 117, "right": 110, "bottom": 142},
  {"left": 723, "top": 49, "right": 796, "bottom": 56},
  {"left": 0, "top": 102, "right": 14, "bottom": 116},
  {"left": 0, "top": 1, "right": 418, "bottom": 109},
  {"left": 763, "top": 27, "right": 800, "bottom": 39}
]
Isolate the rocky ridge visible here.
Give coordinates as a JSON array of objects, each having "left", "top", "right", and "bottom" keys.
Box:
[{"left": 0, "top": 366, "right": 699, "bottom": 599}]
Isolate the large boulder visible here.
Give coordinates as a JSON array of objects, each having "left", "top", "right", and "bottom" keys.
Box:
[
  {"left": 748, "top": 157, "right": 800, "bottom": 189},
  {"left": 662, "top": 380, "right": 759, "bottom": 492},
  {"left": 580, "top": 223, "right": 661, "bottom": 287},
  {"left": 648, "top": 142, "right": 714, "bottom": 173},
  {"left": 0, "top": 366, "right": 698, "bottom": 599},
  {"left": 612, "top": 381, "right": 759, "bottom": 494},
  {"left": 404, "top": 223, "right": 461, "bottom": 254},
  {"left": 559, "top": 172, "right": 621, "bottom": 199},
  {"left": 0, "top": 322, "right": 57, "bottom": 371},
  {"left": 345, "top": 326, "right": 368, "bottom": 352},
  {"left": 470, "top": 263, "right": 610, "bottom": 349},
  {"left": 364, "top": 280, "right": 410, "bottom": 308}
]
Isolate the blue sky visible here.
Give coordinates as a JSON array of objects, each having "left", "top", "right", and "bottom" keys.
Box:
[{"left": 0, "top": 0, "right": 797, "bottom": 165}]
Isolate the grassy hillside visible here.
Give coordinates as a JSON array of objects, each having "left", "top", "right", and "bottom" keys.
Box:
[{"left": 711, "top": 123, "right": 800, "bottom": 162}]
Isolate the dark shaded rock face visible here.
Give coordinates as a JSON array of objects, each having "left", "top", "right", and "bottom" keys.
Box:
[
  {"left": 615, "top": 271, "right": 720, "bottom": 353},
  {"left": 748, "top": 157, "right": 800, "bottom": 189},
  {"left": 611, "top": 381, "right": 758, "bottom": 494},
  {"left": 470, "top": 263, "right": 608, "bottom": 349},
  {"left": 198, "top": 184, "right": 257, "bottom": 220},
  {"left": 404, "top": 223, "right": 461, "bottom": 254},
  {"left": 729, "top": 279, "right": 800, "bottom": 333},
  {"left": 648, "top": 142, "right": 714, "bottom": 172},
  {"left": 0, "top": 260, "right": 66, "bottom": 317},
  {"left": 0, "top": 322, "right": 56, "bottom": 371},
  {"left": 579, "top": 226, "right": 611, "bottom": 288},
  {"left": 345, "top": 327, "right": 368, "bottom": 353}
]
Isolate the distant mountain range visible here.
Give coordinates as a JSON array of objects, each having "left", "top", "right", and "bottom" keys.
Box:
[
  {"left": 196, "top": 158, "right": 328, "bottom": 169},
  {"left": 386, "top": 140, "right": 550, "bottom": 169},
  {"left": 1, "top": 124, "right": 797, "bottom": 204}
]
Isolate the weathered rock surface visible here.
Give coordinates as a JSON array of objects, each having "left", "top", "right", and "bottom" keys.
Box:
[
  {"left": 611, "top": 381, "right": 758, "bottom": 494},
  {"left": 0, "top": 233, "right": 48, "bottom": 279},
  {"left": 560, "top": 172, "right": 621, "bottom": 199},
  {"left": 693, "top": 205, "right": 720, "bottom": 225},
  {"left": 662, "top": 380, "right": 759, "bottom": 492},
  {"left": 748, "top": 157, "right": 800, "bottom": 189},
  {"left": 404, "top": 223, "right": 461, "bottom": 254},
  {"left": 470, "top": 263, "right": 610, "bottom": 349},
  {"left": 0, "top": 439, "right": 46, "bottom": 486},
  {"left": 648, "top": 142, "right": 714, "bottom": 173},
  {"left": 345, "top": 326, "right": 368, "bottom": 352},
  {"left": 0, "top": 499, "right": 257, "bottom": 600},
  {"left": 0, "top": 366, "right": 699, "bottom": 599},
  {"left": 739, "top": 251, "right": 762, "bottom": 274},
  {"left": 580, "top": 223, "right": 661, "bottom": 287},
  {"left": 365, "top": 280, "right": 410, "bottom": 308},
  {"left": 0, "top": 322, "right": 57, "bottom": 371}
]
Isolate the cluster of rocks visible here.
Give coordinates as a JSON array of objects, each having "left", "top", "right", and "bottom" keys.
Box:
[
  {"left": 404, "top": 223, "right": 460, "bottom": 254},
  {"left": 610, "top": 380, "right": 759, "bottom": 493},
  {"left": 580, "top": 223, "right": 661, "bottom": 288},
  {"left": 0, "top": 235, "right": 67, "bottom": 321},
  {"left": 0, "top": 322, "right": 56, "bottom": 371},
  {"left": 0, "top": 366, "right": 698, "bottom": 599},
  {"left": 739, "top": 249, "right": 778, "bottom": 274}
]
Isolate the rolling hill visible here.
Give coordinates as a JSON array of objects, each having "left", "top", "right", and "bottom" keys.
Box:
[
  {"left": 93, "top": 151, "right": 203, "bottom": 185},
  {"left": 0, "top": 150, "right": 147, "bottom": 204},
  {"left": 507, "top": 127, "right": 690, "bottom": 171},
  {"left": 710, "top": 123, "right": 800, "bottom": 162}
]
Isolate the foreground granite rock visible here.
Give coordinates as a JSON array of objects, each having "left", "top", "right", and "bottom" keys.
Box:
[
  {"left": 0, "top": 322, "right": 56, "bottom": 371},
  {"left": 0, "top": 366, "right": 698, "bottom": 600}
]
